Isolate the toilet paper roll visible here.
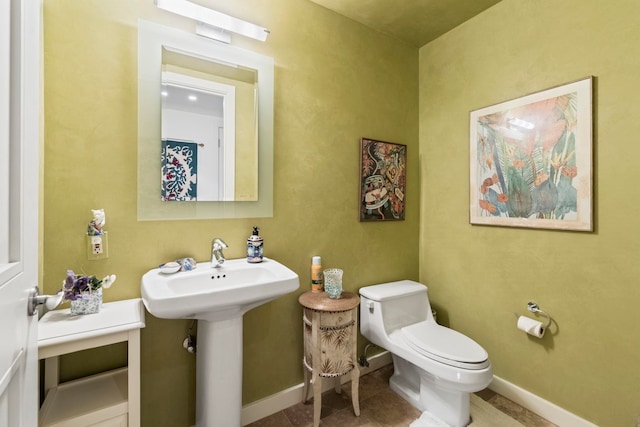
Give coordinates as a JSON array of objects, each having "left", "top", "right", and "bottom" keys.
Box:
[{"left": 517, "top": 316, "right": 545, "bottom": 338}]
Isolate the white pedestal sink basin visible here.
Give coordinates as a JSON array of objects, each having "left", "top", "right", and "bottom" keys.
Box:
[{"left": 141, "top": 257, "right": 299, "bottom": 426}]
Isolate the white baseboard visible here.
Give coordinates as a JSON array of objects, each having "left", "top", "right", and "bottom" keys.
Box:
[
  {"left": 241, "top": 351, "right": 392, "bottom": 426},
  {"left": 489, "top": 376, "right": 598, "bottom": 427}
]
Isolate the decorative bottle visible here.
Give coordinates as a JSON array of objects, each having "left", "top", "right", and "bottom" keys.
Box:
[{"left": 247, "top": 226, "right": 264, "bottom": 263}]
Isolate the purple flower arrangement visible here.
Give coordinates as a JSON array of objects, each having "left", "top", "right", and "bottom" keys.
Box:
[{"left": 62, "top": 270, "right": 116, "bottom": 301}]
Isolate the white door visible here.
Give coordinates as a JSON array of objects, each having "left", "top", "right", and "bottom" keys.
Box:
[{"left": 0, "top": 0, "right": 40, "bottom": 426}]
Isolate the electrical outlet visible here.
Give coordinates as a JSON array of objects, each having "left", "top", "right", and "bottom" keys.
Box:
[
  {"left": 87, "top": 232, "right": 108, "bottom": 260},
  {"left": 92, "top": 236, "right": 103, "bottom": 254}
]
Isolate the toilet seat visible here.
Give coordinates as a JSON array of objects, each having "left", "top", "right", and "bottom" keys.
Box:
[{"left": 402, "top": 321, "right": 490, "bottom": 370}]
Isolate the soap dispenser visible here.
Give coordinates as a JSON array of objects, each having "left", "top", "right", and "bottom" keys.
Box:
[{"left": 247, "top": 226, "right": 264, "bottom": 263}]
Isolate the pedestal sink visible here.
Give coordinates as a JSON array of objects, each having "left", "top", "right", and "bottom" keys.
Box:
[{"left": 141, "top": 257, "right": 299, "bottom": 426}]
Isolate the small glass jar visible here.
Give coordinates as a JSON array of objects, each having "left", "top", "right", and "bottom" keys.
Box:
[{"left": 323, "top": 268, "right": 343, "bottom": 299}]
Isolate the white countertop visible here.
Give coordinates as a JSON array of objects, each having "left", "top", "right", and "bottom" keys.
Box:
[{"left": 38, "top": 298, "right": 145, "bottom": 351}]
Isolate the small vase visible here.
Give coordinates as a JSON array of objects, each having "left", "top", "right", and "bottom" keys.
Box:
[
  {"left": 70, "top": 288, "right": 102, "bottom": 315},
  {"left": 323, "top": 268, "right": 343, "bottom": 299}
]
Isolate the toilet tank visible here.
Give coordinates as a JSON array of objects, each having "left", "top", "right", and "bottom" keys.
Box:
[{"left": 360, "top": 280, "right": 430, "bottom": 334}]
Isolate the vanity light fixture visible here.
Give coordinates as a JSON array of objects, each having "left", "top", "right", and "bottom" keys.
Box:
[{"left": 155, "top": 0, "right": 270, "bottom": 43}]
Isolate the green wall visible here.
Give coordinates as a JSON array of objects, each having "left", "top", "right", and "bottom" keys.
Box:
[
  {"left": 46, "top": 0, "right": 640, "bottom": 426},
  {"left": 419, "top": 1, "right": 640, "bottom": 426},
  {"left": 43, "top": 1, "right": 418, "bottom": 426}
]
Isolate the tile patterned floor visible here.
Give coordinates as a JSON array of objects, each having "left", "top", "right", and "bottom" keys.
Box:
[{"left": 247, "top": 365, "right": 557, "bottom": 427}]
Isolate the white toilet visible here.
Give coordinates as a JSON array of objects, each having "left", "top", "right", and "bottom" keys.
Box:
[{"left": 359, "top": 280, "right": 493, "bottom": 427}]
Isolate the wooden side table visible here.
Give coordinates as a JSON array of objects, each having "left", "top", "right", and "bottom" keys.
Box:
[
  {"left": 298, "top": 291, "right": 360, "bottom": 427},
  {"left": 38, "top": 299, "right": 145, "bottom": 427}
]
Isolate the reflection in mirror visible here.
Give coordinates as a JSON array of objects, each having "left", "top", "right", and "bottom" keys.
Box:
[
  {"left": 161, "top": 68, "right": 237, "bottom": 201},
  {"left": 161, "top": 47, "right": 259, "bottom": 202},
  {"left": 138, "top": 20, "right": 273, "bottom": 220}
]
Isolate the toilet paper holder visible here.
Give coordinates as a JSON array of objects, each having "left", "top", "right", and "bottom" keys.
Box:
[{"left": 526, "top": 301, "right": 552, "bottom": 329}]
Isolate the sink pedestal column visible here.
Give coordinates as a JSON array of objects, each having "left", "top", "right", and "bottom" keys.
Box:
[{"left": 196, "top": 316, "right": 243, "bottom": 427}]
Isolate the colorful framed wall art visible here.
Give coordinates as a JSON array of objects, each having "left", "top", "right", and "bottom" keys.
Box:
[
  {"left": 359, "top": 138, "right": 406, "bottom": 221},
  {"left": 469, "top": 77, "right": 593, "bottom": 231}
]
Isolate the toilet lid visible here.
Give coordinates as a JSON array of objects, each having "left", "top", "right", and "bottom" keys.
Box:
[{"left": 402, "top": 321, "right": 490, "bottom": 370}]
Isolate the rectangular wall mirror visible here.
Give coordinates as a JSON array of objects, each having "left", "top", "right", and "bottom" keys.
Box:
[{"left": 138, "top": 20, "right": 273, "bottom": 220}]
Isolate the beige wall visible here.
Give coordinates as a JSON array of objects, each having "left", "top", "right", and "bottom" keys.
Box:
[
  {"left": 43, "top": 1, "right": 418, "bottom": 426},
  {"left": 419, "top": 1, "right": 640, "bottom": 426}
]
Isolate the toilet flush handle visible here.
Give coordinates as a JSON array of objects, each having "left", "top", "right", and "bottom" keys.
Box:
[{"left": 368, "top": 301, "right": 374, "bottom": 314}]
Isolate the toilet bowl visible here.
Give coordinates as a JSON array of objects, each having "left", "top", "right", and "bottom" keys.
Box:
[{"left": 359, "top": 280, "right": 492, "bottom": 427}]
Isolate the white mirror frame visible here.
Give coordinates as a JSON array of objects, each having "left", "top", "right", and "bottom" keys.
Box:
[{"left": 138, "top": 19, "right": 273, "bottom": 220}]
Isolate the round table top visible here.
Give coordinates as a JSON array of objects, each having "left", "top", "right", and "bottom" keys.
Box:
[{"left": 298, "top": 290, "right": 360, "bottom": 312}]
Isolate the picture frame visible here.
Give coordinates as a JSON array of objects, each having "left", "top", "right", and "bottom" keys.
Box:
[
  {"left": 359, "top": 138, "right": 406, "bottom": 221},
  {"left": 469, "top": 77, "right": 593, "bottom": 231}
]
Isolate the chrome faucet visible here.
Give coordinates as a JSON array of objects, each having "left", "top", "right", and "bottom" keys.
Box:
[{"left": 210, "top": 238, "right": 228, "bottom": 268}]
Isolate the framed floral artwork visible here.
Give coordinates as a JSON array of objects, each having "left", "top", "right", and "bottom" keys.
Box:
[
  {"left": 359, "top": 138, "right": 406, "bottom": 221},
  {"left": 161, "top": 139, "right": 198, "bottom": 201},
  {"left": 470, "top": 77, "right": 593, "bottom": 231}
]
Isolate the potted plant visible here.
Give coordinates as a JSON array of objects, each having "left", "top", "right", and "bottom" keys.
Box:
[{"left": 62, "top": 270, "right": 116, "bottom": 315}]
